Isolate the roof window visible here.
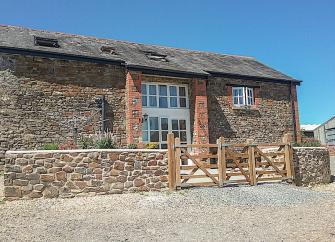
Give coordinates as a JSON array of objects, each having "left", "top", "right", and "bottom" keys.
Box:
[
  {"left": 144, "top": 51, "right": 168, "bottom": 62},
  {"left": 34, "top": 36, "right": 60, "bottom": 48},
  {"left": 100, "top": 46, "right": 118, "bottom": 55}
]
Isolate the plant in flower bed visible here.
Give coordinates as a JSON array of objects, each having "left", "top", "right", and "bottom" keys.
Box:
[
  {"left": 293, "top": 134, "right": 322, "bottom": 147},
  {"left": 145, "top": 142, "right": 159, "bottom": 149},
  {"left": 42, "top": 143, "right": 59, "bottom": 150},
  {"left": 59, "top": 139, "right": 78, "bottom": 150},
  {"left": 127, "top": 143, "right": 138, "bottom": 149},
  {"left": 79, "top": 131, "right": 117, "bottom": 149},
  {"left": 42, "top": 132, "right": 118, "bottom": 150},
  {"left": 79, "top": 136, "right": 94, "bottom": 149}
]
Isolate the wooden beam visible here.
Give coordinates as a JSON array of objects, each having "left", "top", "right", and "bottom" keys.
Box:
[
  {"left": 247, "top": 139, "right": 257, "bottom": 185},
  {"left": 182, "top": 149, "right": 219, "bottom": 184},
  {"left": 175, "top": 137, "right": 182, "bottom": 189},
  {"left": 167, "top": 133, "right": 176, "bottom": 191},
  {"left": 217, "top": 137, "right": 226, "bottom": 187},
  {"left": 282, "top": 133, "right": 293, "bottom": 179}
]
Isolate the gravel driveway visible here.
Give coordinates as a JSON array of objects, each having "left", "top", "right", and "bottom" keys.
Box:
[{"left": 1, "top": 183, "right": 335, "bottom": 242}]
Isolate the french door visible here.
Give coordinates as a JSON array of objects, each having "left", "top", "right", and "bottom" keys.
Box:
[{"left": 142, "top": 117, "right": 189, "bottom": 149}]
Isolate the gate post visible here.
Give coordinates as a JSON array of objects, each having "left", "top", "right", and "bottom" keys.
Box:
[
  {"left": 283, "top": 133, "right": 293, "bottom": 180},
  {"left": 217, "top": 137, "right": 226, "bottom": 187},
  {"left": 167, "top": 133, "right": 176, "bottom": 191},
  {"left": 175, "top": 137, "right": 182, "bottom": 190},
  {"left": 247, "top": 139, "right": 257, "bottom": 185}
]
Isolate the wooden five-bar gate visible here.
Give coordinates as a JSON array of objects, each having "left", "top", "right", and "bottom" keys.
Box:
[{"left": 167, "top": 133, "right": 294, "bottom": 191}]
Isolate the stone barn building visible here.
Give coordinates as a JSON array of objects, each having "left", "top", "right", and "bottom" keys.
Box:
[{"left": 0, "top": 25, "right": 301, "bottom": 163}]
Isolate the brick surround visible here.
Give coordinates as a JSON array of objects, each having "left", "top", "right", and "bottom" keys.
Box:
[
  {"left": 193, "top": 79, "right": 209, "bottom": 144},
  {"left": 126, "top": 72, "right": 142, "bottom": 145}
]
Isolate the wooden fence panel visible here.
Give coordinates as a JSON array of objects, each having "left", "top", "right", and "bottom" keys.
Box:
[{"left": 168, "top": 134, "right": 294, "bottom": 190}]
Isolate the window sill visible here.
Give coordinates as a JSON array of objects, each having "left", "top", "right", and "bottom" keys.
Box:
[{"left": 232, "top": 105, "right": 259, "bottom": 111}]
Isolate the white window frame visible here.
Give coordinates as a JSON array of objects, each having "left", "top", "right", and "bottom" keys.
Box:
[
  {"left": 142, "top": 115, "right": 189, "bottom": 149},
  {"left": 232, "top": 86, "right": 254, "bottom": 106},
  {"left": 141, "top": 83, "right": 189, "bottom": 109}
]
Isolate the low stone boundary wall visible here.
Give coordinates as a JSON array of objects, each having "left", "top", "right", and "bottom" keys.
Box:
[
  {"left": 4, "top": 149, "right": 168, "bottom": 200},
  {"left": 293, "top": 147, "right": 331, "bottom": 186}
]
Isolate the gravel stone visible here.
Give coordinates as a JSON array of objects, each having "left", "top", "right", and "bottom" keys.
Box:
[{"left": 1, "top": 182, "right": 335, "bottom": 241}]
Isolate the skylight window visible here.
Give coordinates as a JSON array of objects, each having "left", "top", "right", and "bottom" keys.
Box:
[
  {"left": 100, "top": 46, "right": 118, "bottom": 55},
  {"left": 144, "top": 51, "right": 168, "bottom": 62},
  {"left": 34, "top": 36, "right": 60, "bottom": 48}
]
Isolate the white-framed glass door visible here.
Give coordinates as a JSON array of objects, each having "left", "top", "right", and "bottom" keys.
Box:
[{"left": 142, "top": 115, "right": 190, "bottom": 149}]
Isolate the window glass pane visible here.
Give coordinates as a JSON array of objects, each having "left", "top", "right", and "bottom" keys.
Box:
[
  {"left": 179, "top": 87, "right": 186, "bottom": 96},
  {"left": 141, "top": 96, "right": 147, "bottom": 106},
  {"left": 180, "top": 131, "right": 187, "bottom": 142},
  {"left": 149, "top": 117, "right": 159, "bottom": 130},
  {"left": 161, "top": 131, "right": 168, "bottom": 141},
  {"left": 150, "top": 131, "right": 159, "bottom": 142},
  {"left": 159, "top": 85, "right": 167, "bottom": 96},
  {"left": 233, "top": 88, "right": 238, "bottom": 96},
  {"left": 179, "top": 120, "right": 186, "bottom": 130},
  {"left": 238, "top": 89, "right": 243, "bottom": 96},
  {"left": 180, "top": 98, "right": 186, "bottom": 107},
  {"left": 247, "top": 88, "right": 254, "bottom": 105},
  {"left": 161, "top": 118, "right": 168, "bottom": 130},
  {"left": 233, "top": 97, "right": 239, "bottom": 105},
  {"left": 142, "top": 118, "right": 148, "bottom": 130},
  {"left": 239, "top": 97, "right": 244, "bottom": 105},
  {"left": 172, "top": 131, "right": 179, "bottom": 138},
  {"left": 169, "top": 86, "right": 177, "bottom": 96},
  {"left": 159, "top": 97, "right": 168, "bottom": 108},
  {"left": 142, "top": 131, "right": 148, "bottom": 142},
  {"left": 170, "top": 97, "right": 178, "bottom": 107},
  {"left": 172, "top": 120, "right": 179, "bottom": 130},
  {"left": 141, "top": 84, "right": 147, "bottom": 95},
  {"left": 149, "top": 85, "right": 156, "bottom": 95},
  {"left": 149, "top": 96, "right": 157, "bottom": 107},
  {"left": 161, "top": 144, "right": 167, "bottom": 149}
]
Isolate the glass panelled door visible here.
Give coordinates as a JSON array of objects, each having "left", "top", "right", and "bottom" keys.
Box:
[
  {"left": 142, "top": 117, "right": 189, "bottom": 149},
  {"left": 160, "top": 118, "right": 169, "bottom": 148}
]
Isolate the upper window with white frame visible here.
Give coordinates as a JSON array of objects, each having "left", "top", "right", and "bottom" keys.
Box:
[
  {"left": 232, "top": 86, "right": 254, "bottom": 106},
  {"left": 141, "top": 83, "right": 188, "bottom": 108}
]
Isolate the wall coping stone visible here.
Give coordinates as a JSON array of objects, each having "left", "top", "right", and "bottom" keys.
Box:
[
  {"left": 292, "top": 147, "right": 328, "bottom": 150},
  {"left": 6, "top": 149, "right": 168, "bottom": 154}
]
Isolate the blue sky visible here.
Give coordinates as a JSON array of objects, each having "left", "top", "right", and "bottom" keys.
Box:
[{"left": 0, "top": 0, "right": 334, "bottom": 124}]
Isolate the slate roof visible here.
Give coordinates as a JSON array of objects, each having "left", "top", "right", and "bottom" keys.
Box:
[{"left": 0, "top": 25, "right": 299, "bottom": 82}]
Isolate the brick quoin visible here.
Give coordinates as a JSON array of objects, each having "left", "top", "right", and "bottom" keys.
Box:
[
  {"left": 254, "top": 87, "right": 261, "bottom": 107},
  {"left": 291, "top": 84, "right": 301, "bottom": 143},
  {"left": 193, "top": 79, "right": 209, "bottom": 144},
  {"left": 126, "top": 71, "right": 142, "bottom": 145}
]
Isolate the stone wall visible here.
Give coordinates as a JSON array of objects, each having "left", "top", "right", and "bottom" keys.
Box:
[
  {"left": 0, "top": 53, "right": 127, "bottom": 168},
  {"left": 4, "top": 149, "right": 168, "bottom": 200},
  {"left": 207, "top": 77, "right": 295, "bottom": 143},
  {"left": 293, "top": 147, "right": 331, "bottom": 186}
]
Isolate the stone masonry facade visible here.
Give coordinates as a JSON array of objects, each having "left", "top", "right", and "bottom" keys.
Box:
[
  {"left": 4, "top": 149, "right": 168, "bottom": 200},
  {"left": 207, "top": 77, "right": 296, "bottom": 144},
  {"left": 0, "top": 52, "right": 301, "bottom": 168},
  {"left": 293, "top": 147, "right": 331, "bottom": 186},
  {"left": 0, "top": 53, "right": 127, "bottom": 167}
]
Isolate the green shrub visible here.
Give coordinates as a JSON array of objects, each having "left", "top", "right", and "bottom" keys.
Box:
[
  {"left": 127, "top": 143, "right": 138, "bottom": 149},
  {"left": 293, "top": 140, "right": 322, "bottom": 147},
  {"left": 42, "top": 144, "right": 59, "bottom": 150},
  {"left": 95, "top": 138, "right": 115, "bottom": 149},
  {"left": 79, "top": 136, "right": 94, "bottom": 149},
  {"left": 145, "top": 143, "right": 159, "bottom": 149}
]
